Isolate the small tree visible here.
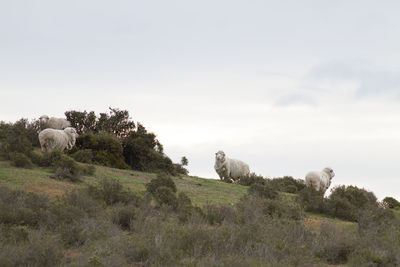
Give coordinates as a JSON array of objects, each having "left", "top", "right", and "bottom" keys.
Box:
[
  {"left": 383, "top": 197, "right": 400, "bottom": 209},
  {"left": 181, "top": 156, "right": 188, "bottom": 166}
]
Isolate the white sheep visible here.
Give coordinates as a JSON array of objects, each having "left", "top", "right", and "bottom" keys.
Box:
[
  {"left": 39, "top": 115, "right": 71, "bottom": 130},
  {"left": 214, "top": 150, "right": 250, "bottom": 183},
  {"left": 305, "top": 167, "right": 335, "bottom": 194},
  {"left": 38, "top": 127, "right": 78, "bottom": 152}
]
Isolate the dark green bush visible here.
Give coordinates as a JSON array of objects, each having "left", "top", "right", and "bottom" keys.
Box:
[
  {"left": 174, "top": 163, "right": 189, "bottom": 175},
  {"left": 248, "top": 181, "right": 278, "bottom": 199},
  {"left": 32, "top": 150, "right": 64, "bottom": 167},
  {"left": 326, "top": 185, "right": 377, "bottom": 221},
  {"left": 87, "top": 178, "right": 141, "bottom": 206},
  {"left": 0, "top": 119, "right": 34, "bottom": 158},
  {"left": 298, "top": 186, "right": 326, "bottom": 213},
  {"left": 145, "top": 173, "right": 177, "bottom": 195},
  {"left": 9, "top": 152, "right": 33, "bottom": 168},
  {"left": 270, "top": 176, "right": 306, "bottom": 193},
  {"left": 50, "top": 154, "right": 84, "bottom": 182},
  {"left": 70, "top": 149, "right": 94, "bottom": 163},
  {"left": 74, "top": 133, "right": 129, "bottom": 169},
  {"left": 177, "top": 192, "right": 194, "bottom": 223},
  {"left": 123, "top": 124, "right": 176, "bottom": 175},
  {"left": 383, "top": 196, "right": 400, "bottom": 209},
  {"left": 238, "top": 173, "right": 265, "bottom": 186},
  {"left": 153, "top": 186, "right": 178, "bottom": 209}
]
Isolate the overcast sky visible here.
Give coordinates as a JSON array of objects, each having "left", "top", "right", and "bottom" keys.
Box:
[{"left": 1, "top": 1, "right": 400, "bottom": 199}]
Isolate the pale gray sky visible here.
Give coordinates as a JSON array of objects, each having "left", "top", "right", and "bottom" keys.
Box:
[{"left": 1, "top": 1, "right": 400, "bottom": 199}]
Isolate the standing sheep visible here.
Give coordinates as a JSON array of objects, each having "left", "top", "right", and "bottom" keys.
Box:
[
  {"left": 39, "top": 115, "right": 71, "bottom": 130},
  {"left": 38, "top": 127, "right": 78, "bottom": 152},
  {"left": 305, "top": 167, "right": 335, "bottom": 194},
  {"left": 214, "top": 150, "right": 250, "bottom": 183}
]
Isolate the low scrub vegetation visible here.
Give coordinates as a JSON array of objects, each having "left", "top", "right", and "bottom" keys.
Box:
[
  {"left": 1, "top": 173, "right": 398, "bottom": 266},
  {"left": 299, "top": 185, "right": 380, "bottom": 222}
]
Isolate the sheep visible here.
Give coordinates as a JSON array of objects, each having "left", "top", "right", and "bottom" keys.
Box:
[
  {"left": 39, "top": 115, "right": 71, "bottom": 130},
  {"left": 38, "top": 127, "right": 78, "bottom": 152},
  {"left": 214, "top": 150, "right": 250, "bottom": 183},
  {"left": 305, "top": 167, "right": 335, "bottom": 194}
]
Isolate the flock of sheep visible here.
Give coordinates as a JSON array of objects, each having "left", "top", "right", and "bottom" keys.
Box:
[
  {"left": 214, "top": 150, "right": 335, "bottom": 194},
  {"left": 36, "top": 115, "right": 334, "bottom": 194}
]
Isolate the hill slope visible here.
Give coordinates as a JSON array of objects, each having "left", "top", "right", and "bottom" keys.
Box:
[
  {"left": 0, "top": 160, "right": 248, "bottom": 206},
  {"left": 0, "top": 160, "right": 356, "bottom": 229}
]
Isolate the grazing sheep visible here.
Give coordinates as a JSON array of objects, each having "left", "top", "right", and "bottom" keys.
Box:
[
  {"left": 39, "top": 115, "right": 71, "bottom": 130},
  {"left": 305, "top": 167, "right": 335, "bottom": 194},
  {"left": 214, "top": 150, "right": 250, "bottom": 183},
  {"left": 38, "top": 127, "right": 78, "bottom": 152}
]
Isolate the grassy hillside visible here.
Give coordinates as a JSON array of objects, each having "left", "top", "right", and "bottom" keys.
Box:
[
  {"left": 0, "top": 160, "right": 248, "bottom": 206},
  {"left": 0, "top": 160, "right": 357, "bottom": 232},
  {"left": 6, "top": 160, "right": 400, "bottom": 266}
]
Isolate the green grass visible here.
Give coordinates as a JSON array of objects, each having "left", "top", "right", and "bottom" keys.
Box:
[{"left": 0, "top": 160, "right": 248, "bottom": 205}]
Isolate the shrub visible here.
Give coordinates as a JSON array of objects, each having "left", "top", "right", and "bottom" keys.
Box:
[
  {"left": 238, "top": 173, "right": 265, "bottom": 186},
  {"left": 174, "top": 163, "right": 189, "bottom": 175},
  {"left": 87, "top": 178, "right": 141, "bottom": 206},
  {"left": 248, "top": 181, "right": 278, "bottom": 199},
  {"left": 60, "top": 189, "right": 102, "bottom": 216},
  {"left": 0, "top": 119, "right": 34, "bottom": 158},
  {"left": 59, "top": 222, "right": 88, "bottom": 247},
  {"left": 204, "top": 203, "right": 237, "bottom": 225},
  {"left": 348, "top": 209, "right": 400, "bottom": 267},
  {"left": 9, "top": 152, "right": 33, "bottom": 168},
  {"left": 74, "top": 133, "right": 130, "bottom": 169},
  {"left": 313, "top": 223, "right": 357, "bottom": 264},
  {"left": 177, "top": 192, "right": 194, "bottom": 223},
  {"left": 70, "top": 149, "right": 94, "bottom": 163},
  {"left": 145, "top": 173, "right": 177, "bottom": 195},
  {"left": 112, "top": 205, "right": 137, "bottom": 230},
  {"left": 238, "top": 196, "right": 304, "bottom": 221},
  {"left": 270, "top": 176, "right": 306, "bottom": 193},
  {"left": 357, "top": 205, "right": 397, "bottom": 231},
  {"left": 326, "top": 185, "right": 377, "bottom": 221},
  {"left": 0, "top": 186, "right": 50, "bottom": 227},
  {"left": 0, "top": 232, "right": 63, "bottom": 266},
  {"left": 298, "top": 187, "right": 326, "bottom": 213},
  {"left": 0, "top": 225, "right": 29, "bottom": 243},
  {"left": 50, "top": 154, "right": 84, "bottom": 182},
  {"left": 32, "top": 150, "right": 64, "bottom": 167},
  {"left": 383, "top": 196, "right": 400, "bottom": 209},
  {"left": 153, "top": 186, "right": 178, "bottom": 209},
  {"left": 122, "top": 124, "right": 176, "bottom": 175}
]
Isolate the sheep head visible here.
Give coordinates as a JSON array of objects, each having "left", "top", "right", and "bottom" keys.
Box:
[
  {"left": 39, "top": 115, "right": 49, "bottom": 123},
  {"left": 323, "top": 167, "right": 335, "bottom": 179},
  {"left": 215, "top": 150, "right": 226, "bottom": 163},
  {"left": 64, "top": 127, "right": 78, "bottom": 138}
]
